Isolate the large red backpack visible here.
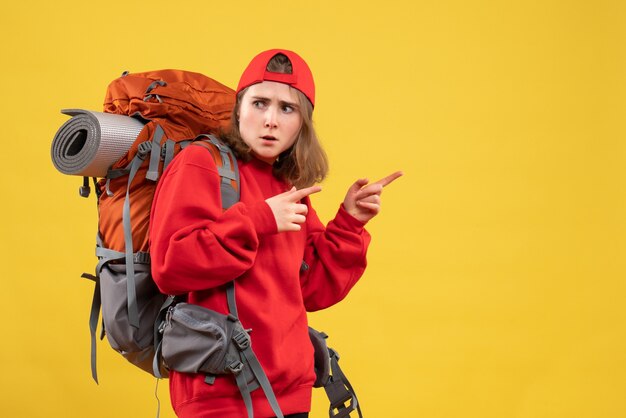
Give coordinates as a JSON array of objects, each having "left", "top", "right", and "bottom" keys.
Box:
[{"left": 84, "top": 70, "right": 237, "bottom": 381}]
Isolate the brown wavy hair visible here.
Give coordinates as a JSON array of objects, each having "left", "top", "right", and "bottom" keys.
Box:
[{"left": 221, "top": 53, "right": 328, "bottom": 188}]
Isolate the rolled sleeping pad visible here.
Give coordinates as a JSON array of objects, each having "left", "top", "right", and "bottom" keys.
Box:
[{"left": 51, "top": 109, "right": 145, "bottom": 177}]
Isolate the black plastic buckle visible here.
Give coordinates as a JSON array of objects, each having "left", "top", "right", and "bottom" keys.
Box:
[
  {"left": 328, "top": 383, "right": 356, "bottom": 418},
  {"left": 233, "top": 331, "right": 251, "bottom": 350},
  {"left": 137, "top": 141, "right": 152, "bottom": 159},
  {"left": 228, "top": 360, "right": 244, "bottom": 374},
  {"left": 133, "top": 252, "right": 151, "bottom": 264}
]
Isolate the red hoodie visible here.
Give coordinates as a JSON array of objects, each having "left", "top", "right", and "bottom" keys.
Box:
[{"left": 150, "top": 144, "right": 370, "bottom": 417}]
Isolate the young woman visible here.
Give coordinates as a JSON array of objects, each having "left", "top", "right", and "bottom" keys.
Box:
[{"left": 150, "top": 49, "right": 401, "bottom": 418}]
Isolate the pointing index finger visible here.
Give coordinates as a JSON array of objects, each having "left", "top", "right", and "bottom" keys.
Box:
[
  {"left": 373, "top": 171, "right": 404, "bottom": 188},
  {"left": 290, "top": 185, "right": 322, "bottom": 201}
]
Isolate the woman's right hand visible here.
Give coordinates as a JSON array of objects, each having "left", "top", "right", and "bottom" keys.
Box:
[{"left": 265, "top": 186, "right": 322, "bottom": 232}]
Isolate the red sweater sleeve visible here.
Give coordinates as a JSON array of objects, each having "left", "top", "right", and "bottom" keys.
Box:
[
  {"left": 149, "top": 146, "right": 277, "bottom": 295},
  {"left": 300, "top": 202, "right": 371, "bottom": 311}
]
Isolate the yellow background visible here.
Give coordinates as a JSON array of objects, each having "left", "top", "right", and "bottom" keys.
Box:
[{"left": 1, "top": 1, "right": 625, "bottom": 417}]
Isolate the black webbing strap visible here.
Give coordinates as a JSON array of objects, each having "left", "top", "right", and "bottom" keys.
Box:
[
  {"left": 226, "top": 282, "right": 238, "bottom": 318},
  {"left": 81, "top": 272, "right": 101, "bottom": 384},
  {"left": 325, "top": 349, "right": 362, "bottom": 418},
  {"left": 79, "top": 176, "right": 91, "bottom": 197}
]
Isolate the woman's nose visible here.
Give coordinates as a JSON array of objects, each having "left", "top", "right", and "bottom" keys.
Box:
[{"left": 264, "top": 107, "right": 278, "bottom": 128}]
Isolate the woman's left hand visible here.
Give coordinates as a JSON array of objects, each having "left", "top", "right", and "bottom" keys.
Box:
[{"left": 343, "top": 171, "right": 403, "bottom": 223}]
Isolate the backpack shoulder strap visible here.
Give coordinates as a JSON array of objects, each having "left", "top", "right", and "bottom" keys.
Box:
[
  {"left": 192, "top": 135, "right": 240, "bottom": 210},
  {"left": 170, "top": 138, "right": 284, "bottom": 418}
]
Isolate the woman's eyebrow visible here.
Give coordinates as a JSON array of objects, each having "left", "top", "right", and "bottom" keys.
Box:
[
  {"left": 250, "top": 95, "right": 299, "bottom": 108},
  {"left": 279, "top": 100, "right": 299, "bottom": 108}
]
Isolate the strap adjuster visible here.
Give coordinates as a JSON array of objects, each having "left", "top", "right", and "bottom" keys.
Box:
[
  {"left": 137, "top": 141, "right": 152, "bottom": 159},
  {"left": 133, "top": 252, "right": 151, "bottom": 264},
  {"left": 228, "top": 360, "right": 244, "bottom": 374},
  {"left": 233, "top": 330, "right": 251, "bottom": 350}
]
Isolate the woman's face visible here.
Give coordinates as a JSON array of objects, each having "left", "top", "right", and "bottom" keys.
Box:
[{"left": 238, "top": 81, "right": 303, "bottom": 164}]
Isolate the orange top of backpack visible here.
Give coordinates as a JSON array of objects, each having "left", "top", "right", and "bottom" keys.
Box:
[{"left": 97, "top": 70, "right": 236, "bottom": 254}]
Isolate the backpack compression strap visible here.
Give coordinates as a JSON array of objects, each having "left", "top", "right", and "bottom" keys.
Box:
[
  {"left": 119, "top": 123, "right": 169, "bottom": 329},
  {"left": 119, "top": 123, "right": 181, "bottom": 329},
  {"left": 121, "top": 135, "right": 154, "bottom": 329}
]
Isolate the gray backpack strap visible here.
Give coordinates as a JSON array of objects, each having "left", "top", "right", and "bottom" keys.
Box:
[
  {"left": 81, "top": 272, "right": 101, "bottom": 383},
  {"left": 193, "top": 135, "right": 240, "bottom": 210},
  {"left": 236, "top": 334, "right": 284, "bottom": 418},
  {"left": 84, "top": 234, "right": 125, "bottom": 384},
  {"left": 209, "top": 135, "right": 240, "bottom": 210},
  {"left": 162, "top": 138, "right": 283, "bottom": 417},
  {"left": 215, "top": 143, "right": 280, "bottom": 417},
  {"left": 233, "top": 370, "right": 254, "bottom": 418},
  {"left": 145, "top": 124, "right": 165, "bottom": 181},
  {"left": 122, "top": 141, "right": 153, "bottom": 329},
  {"left": 162, "top": 138, "right": 176, "bottom": 172},
  {"left": 152, "top": 295, "right": 179, "bottom": 378},
  {"left": 226, "top": 283, "right": 284, "bottom": 418},
  {"left": 163, "top": 139, "right": 194, "bottom": 172}
]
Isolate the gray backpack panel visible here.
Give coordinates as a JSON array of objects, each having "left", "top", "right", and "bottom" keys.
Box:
[{"left": 99, "top": 262, "right": 168, "bottom": 376}]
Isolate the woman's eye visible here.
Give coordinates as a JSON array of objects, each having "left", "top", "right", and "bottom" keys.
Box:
[
  {"left": 282, "top": 105, "right": 294, "bottom": 113},
  {"left": 253, "top": 100, "right": 266, "bottom": 109}
]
